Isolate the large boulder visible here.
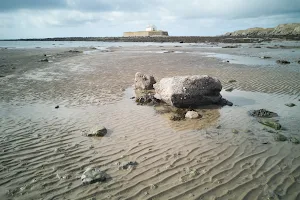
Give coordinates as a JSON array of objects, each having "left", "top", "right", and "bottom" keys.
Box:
[
  {"left": 154, "top": 75, "right": 222, "bottom": 107},
  {"left": 134, "top": 72, "right": 156, "bottom": 90}
]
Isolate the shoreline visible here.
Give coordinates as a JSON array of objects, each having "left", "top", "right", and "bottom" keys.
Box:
[{"left": 1, "top": 35, "right": 300, "bottom": 43}]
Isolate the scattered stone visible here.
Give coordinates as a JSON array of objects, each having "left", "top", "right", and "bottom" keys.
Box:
[
  {"left": 69, "top": 50, "right": 82, "bottom": 53},
  {"left": 228, "top": 80, "right": 237, "bottom": 83},
  {"left": 216, "top": 125, "right": 222, "bottom": 129},
  {"left": 249, "top": 109, "right": 278, "bottom": 118},
  {"left": 134, "top": 72, "right": 156, "bottom": 90},
  {"left": 81, "top": 167, "right": 107, "bottom": 184},
  {"left": 130, "top": 96, "right": 135, "bottom": 99},
  {"left": 44, "top": 54, "right": 47, "bottom": 56},
  {"left": 258, "top": 119, "right": 281, "bottom": 130},
  {"left": 260, "top": 56, "right": 271, "bottom": 59},
  {"left": 225, "top": 87, "right": 234, "bottom": 92},
  {"left": 222, "top": 45, "right": 239, "bottom": 48},
  {"left": 88, "top": 126, "right": 107, "bottom": 137},
  {"left": 290, "top": 137, "right": 300, "bottom": 144},
  {"left": 40, "top": 58, "right": 49, "bottom": 62},
  {"left": 232, "top": 129, "right": 239, "bottom": 134},
  {"left": 276, "top": 60, "right": 290, "bottom": 64},
  {"left": 274, "top": 133, "right": 287, "bottom": 142},
  {"left": 262, "top": 127, "right": 276, "bottom": 133},
  {"left": 154, "top": 75, "right": 222, "bottom": 108},
  {"left": 226, "top": 60, "right": 230, "bottom": 63},
  {"left": 170, "top": 114, "right": 185, "bottom": 121},
  {"left": 118, "top": 161, "right": 138, "bottom": 170},
  {"left": 185, "top": 111, "right": 200, "bottom": 119},
  {"left": 254, "top": 46, "right": 261, "bottom": 48},
  {"left": 298, "top": 60, "right": 300, "bottom": 64},
  {"left": 55, "top": 105, "right": 59, "bottom": 109},
  {"left": 135, "top": 93, "right": 160, "bottom": 106},
  {"left": 285, "top": 103, "right": 296, "bottom": 107},
  {"left": 179, "top": 41, "right": 184, "bottom": 43},
  {"left": 0, "top": 75, "right": 5, "bottom": 78}
]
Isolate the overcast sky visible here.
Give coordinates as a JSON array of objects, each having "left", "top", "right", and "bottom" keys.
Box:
[{"left": 0, "top": 0, "right": 299, "bottom": 39}]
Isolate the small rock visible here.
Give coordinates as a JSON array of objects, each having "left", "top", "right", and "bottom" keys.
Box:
[
  {"left": 226, "top": 60, "right": 230, "bottom": 63},
  {"left": 260, "top": 56, "right": 271, "bottom": 59},
  {"left": 135, "top": 93, "right": 160, "bottom": 106},
  {"left": 88, "top": 126, "right": 107, "bottom": 137},
  {"left": 185, "top": 111, "right": 200, "bottom": 119},
  {"left": 55, "top": 105, "right": 59, "bottom": 109},
  {"left": 249, "top": 109, "right": 278, "bottom": 118},
  {"left": 130, "top": 96, "right": 135, "bottom": 99},
  {"left": 258, "top": 119, "right": 281, "bottom": 130},
  {"left": 298, "top": 60, "right": 300, "bottom": 64},
  {"left": 225, "top": 87, "right": 234, "bottom": 92},
  {"left": 222, "top": 45, "right": 239, "bottom": 48},
  {"left": 276, "top": 60, "right": 290, "bottom": 64},
  {"left": 232, "top": 129, "right": 239, "bottom": 134},
  {"left": 134, "top": 72, "right": 156, "bottom": 90},
  {"left": 81, "top": 167, "right": 107, "bottom": 184},
  {"left": 285, "top": 103, "right": 296, "bottom": 107},
  {"left": 228, "top": 80, "right": 237, "bottom": 83},
  {"left": 290, "top": 137, "right": 300, "bottom": 144},
  {"left": 169, "top": 114, "right": 184, "bottom": 121},
  {"left": 119, "top": 161, "right": 138, "bottom": 170},
  {"left": 274, "top": 134, "right": 287, "bottom": 142},
  {"left": 179, "top": 41, "right": 184, "bottom": 43},
  {"left": 40, "top": 58, "right": 49, "bottom": 62}
]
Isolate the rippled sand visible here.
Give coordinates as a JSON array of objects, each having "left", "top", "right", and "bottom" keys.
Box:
[{"left": 1, "top": 44, "right": 300, "bottom": 200}]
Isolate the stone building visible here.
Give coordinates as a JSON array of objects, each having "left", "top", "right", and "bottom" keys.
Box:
[{"left": 123, "top": 25, "right": 169, "bottom": 37}]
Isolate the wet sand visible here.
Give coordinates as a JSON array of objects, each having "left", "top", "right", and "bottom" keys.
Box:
[{"left": 1, "top": 43, "right": 300, "bottom": 200}]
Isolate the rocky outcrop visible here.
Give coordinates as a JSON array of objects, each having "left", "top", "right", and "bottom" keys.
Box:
[
  {"left": 134, "top": 72, "right": 156, "bottom": 90},
  {"left": 154, "top": 75, "right": 222, "bottom": 108},
  {"left": 225, "top": 23, "right": 300, "bottom": 37}
]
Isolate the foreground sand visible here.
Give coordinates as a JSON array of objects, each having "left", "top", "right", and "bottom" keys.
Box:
[{"left": 0, "top": 43, "right": 300, "bottom": 200}]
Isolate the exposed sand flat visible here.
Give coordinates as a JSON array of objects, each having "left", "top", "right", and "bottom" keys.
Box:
[{"left": 0, "top": 43, "right": 300, "bottom": 200}]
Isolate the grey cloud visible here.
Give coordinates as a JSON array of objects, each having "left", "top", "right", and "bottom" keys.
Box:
[{"left": 0, "top": 0, "right": 67, "bottom": 12}]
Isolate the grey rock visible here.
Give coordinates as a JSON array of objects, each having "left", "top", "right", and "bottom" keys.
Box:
[
  {"left": 228, "top": 80, "right": 237, "bottom": 83},
  {"left": 285, "top": 103, "right": 296, "bottom": 107},
  {"left": 40, "top": 58, "right": 49, "bottom": 62},
  {"left": 154, "top": 75, "right": 222, "bottom": 108},
  {"left": 88, "top": 126, "right": 107, "bottom": 137},
  {"left": 225, "top": 87, "right": 234, "bottom": 92},
  {"left": 249, "top": 109, "right": 278, "bottom": 118},
  {"left": 118, "top": 161, "right": 138, "bottom": 170},
  {"left": 274, "top": 134, "right": 287, "bottom": 142},
  {"left": 260, "top": 56, "right": 271, "bottom": 59},
  {"left": 185, "top": 111, "right": 200, "bottom": 119},
  {"left": 276, "top": 60, "right": 290, "bottom": 64},
  {"left": 134, "top": 72, "right": 156, "bottom": 90},
  {"left": 258, "top": 119, "right": 281, "bottom": 130},
  {"left": 135, "top": 93, "right": 160, "bottom": 106},
  {"left": 81, "top": 167, "right": 107, "bottom": 184}
]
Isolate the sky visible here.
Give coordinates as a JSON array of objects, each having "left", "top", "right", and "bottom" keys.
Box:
[{"left": 0, "top": 0, "right": 300, "bottom": 39}]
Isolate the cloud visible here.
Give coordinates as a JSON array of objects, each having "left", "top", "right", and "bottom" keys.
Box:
[{"left": 0, "top": 0, "right": 299, "bottom": 38}]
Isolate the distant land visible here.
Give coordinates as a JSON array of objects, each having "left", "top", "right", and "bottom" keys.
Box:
[
  {"left": 225, "top": 23, "right": 300, "bottom": 37},
  {"left": 1, "top": 23, "right": 299, "bottom": 43}
]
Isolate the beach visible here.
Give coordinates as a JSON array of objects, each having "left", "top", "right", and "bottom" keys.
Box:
[{"left": 1, "top": 41, "right": 300, "bottom": 200}]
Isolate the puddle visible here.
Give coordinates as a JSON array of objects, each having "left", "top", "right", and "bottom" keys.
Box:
[{"left": 202, "top": 53, "right": 275, "bottom": 66}]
